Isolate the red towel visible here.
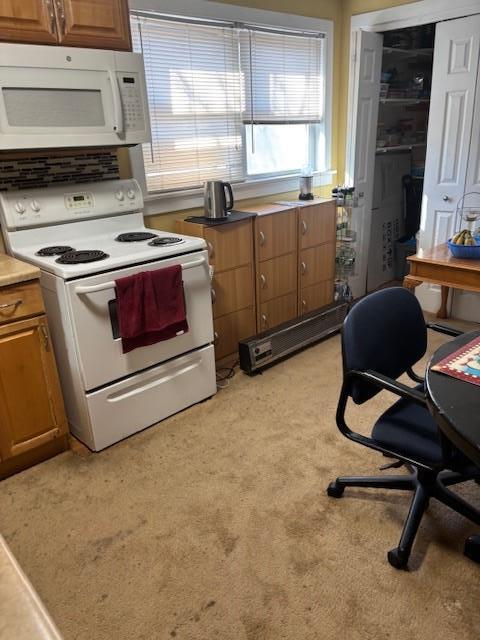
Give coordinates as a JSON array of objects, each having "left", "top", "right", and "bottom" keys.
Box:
[{"left": 115, "top": 265, "right": 188, "bottom": 353}]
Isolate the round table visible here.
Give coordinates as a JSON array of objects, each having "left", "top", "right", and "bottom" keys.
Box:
[{"left": 426, "top": 329, "right": 480, "bottom": 563}]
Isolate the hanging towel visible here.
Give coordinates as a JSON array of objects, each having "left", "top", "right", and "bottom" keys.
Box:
[{"left": 115, "top": 265, "right": 188, "bottom": 353}]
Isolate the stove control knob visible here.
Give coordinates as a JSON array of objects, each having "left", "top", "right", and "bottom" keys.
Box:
[
  {"left": 14, "top": 202, "right": 25, "bottom": 214},
  {"left": 115, "top": 189, "right": 125, "bottom": 201},
  {"left": 127, "top": 188, "right": 136, "bottom": 200},
  {"left": 30, "top": 200, "right": 40, "bottom": 212}
]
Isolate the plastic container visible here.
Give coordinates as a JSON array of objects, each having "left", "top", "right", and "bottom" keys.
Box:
[{"left": 447, "top": 239, "right": 480, "bottom": 259}]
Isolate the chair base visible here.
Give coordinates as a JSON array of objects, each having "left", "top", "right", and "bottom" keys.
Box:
[{"left": 327, "top": 467, "right": 480, "bottom": 569}]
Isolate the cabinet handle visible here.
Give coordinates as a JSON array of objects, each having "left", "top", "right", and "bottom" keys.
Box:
[
  {"left": 302, "top": 299, "right": 307, "bottom": 309},
  {"left": 261, "top": 313, "right": 267, "bottom": 327},
  {"left": 213, "top": 331, "right": 219, "bottom": 346},
  {"left": 55, "top": 0, "right": 66, "bottom": 35},
  {"left": 207, "top": 241, "right": 214, "bottom": 258},
  {"left": 300, "top": 261, "right": 307, "bottom": 275},
  {"left": 40, "top": 324, "right": 50, "bottom": 351},
  {"left": 301, "top": 220, "right": 308, "bottom": 235},
  {"left": 0, "top": 299, "right": 22, "bottom": 311},
  {"left": 44, "top": 0, "right": 57, "bottom": 35},
  {"left": 211, "top": 288, "right": 216, "bottom": 303},
  {"left": 259, "top": 231, "right": 266, "bottom": 246},
  {"left": 260, "top": 274, "right": 267, "bottom": 288}
]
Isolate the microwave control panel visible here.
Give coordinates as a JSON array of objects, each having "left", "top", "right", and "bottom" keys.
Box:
[{"left": 118, "top": 73, "right": 146, "bottom": 132}]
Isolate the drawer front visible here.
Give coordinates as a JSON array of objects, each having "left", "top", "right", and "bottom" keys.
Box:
[
  {"left": 214, "top": 307, "right": 256, "bottom": 361},
  {"left": 212, "top": 265, "right": 254, "bottom": 319},
  {"left": 299, "top": 243, "right": 335, "bottom": 288},
  {"left": 259, "top": 292, "right": 297, "bottom": 331},
  {"left": 299, "top": 280, "right": 334, "bottom": 315},
  {"left": 204, "top": 220, "right": 252, "bottom": 272},
  {"left": 257, "top": 253, "right": 297, "bottom": 304},
  {"left": 0, "top": 280, "right": 44, "bottom": 325},
  {"left": 256, "top": 210, "right": 297, "bottom": 261},
  {"left": 299, "top": 201, "right": 336, "bottom": 250}
]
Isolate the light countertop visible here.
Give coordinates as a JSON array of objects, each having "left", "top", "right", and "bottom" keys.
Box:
[{"left": 0, "top": 253, "right": 40, "bottom": 287}]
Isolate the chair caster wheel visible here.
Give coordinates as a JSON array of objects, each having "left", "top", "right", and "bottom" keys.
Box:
[
  {"left": 387, "top": 547, "right": 409, "bottom": 570},
  {"left": 464, "top": 535, "right": 480, "bottom": 563},
  {"left": 327, "top": 481, "right": 345, "bottom": 498}
]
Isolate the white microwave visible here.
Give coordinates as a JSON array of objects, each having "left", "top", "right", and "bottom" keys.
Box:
[{"left": 0, "top": 44, "right": 151, "bottom": 150}]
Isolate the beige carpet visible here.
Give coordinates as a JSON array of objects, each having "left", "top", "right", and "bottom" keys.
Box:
[{"left": 1, "top": 326, "right": 480, "bottom": 640}]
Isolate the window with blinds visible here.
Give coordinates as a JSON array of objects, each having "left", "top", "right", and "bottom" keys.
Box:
[{"left": 131, "top": 13, "right": 327, "bottom": 194}]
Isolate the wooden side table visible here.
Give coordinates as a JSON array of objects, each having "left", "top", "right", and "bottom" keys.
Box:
[{"left": 403, "top": 243, "right": 480, "bottom": 318}]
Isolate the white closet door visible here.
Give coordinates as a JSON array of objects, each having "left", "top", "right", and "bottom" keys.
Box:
[
  {"left": 419, "top": 15, "right": 480, "bottom": 254},
  {"left": 346, "top": 29, "right": 383, "bottom": 299}
]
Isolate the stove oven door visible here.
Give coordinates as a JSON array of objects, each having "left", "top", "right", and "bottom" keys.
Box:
[{"left": 66, "top": 250, "right": 213, "bottom": 391}]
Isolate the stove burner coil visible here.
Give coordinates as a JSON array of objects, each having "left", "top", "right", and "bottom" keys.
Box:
[
  {"left": 55, "top": 250, "right": 109, "bottom": 264},
  {"left": 148, "top": 237, "right": 184, "bottom": 246},
  {"left": 36, "top": 246, "right": 74, "bottom": 256},
  {"left": 115, "top": 232, "right": 158, "bottom": 242}
]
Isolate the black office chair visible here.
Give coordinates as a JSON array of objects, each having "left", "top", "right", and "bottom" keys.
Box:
[{"left": 327, "top": 287, "right": 480, "bottom": 569}]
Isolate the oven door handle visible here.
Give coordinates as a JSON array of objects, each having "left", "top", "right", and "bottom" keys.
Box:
[{"left": 74, "top": 256, "right": 207, "bottom": 295}]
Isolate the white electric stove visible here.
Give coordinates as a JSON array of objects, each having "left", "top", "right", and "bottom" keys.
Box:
[{"left": 0, "top": 179, "right": 217, "bottom": 451}]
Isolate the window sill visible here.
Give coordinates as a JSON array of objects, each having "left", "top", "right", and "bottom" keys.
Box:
[{"left": 141, "top": 170, "right": 336, "bottom": 216}]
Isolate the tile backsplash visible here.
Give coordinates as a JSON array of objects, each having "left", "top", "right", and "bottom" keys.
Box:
[{"left": 0, "top": 150, "right": 120, "bottom": 191}]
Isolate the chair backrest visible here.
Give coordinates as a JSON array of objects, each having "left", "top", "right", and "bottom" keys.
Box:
[{"left": 342, "top": 287, "right": 427, "bottom": 404}]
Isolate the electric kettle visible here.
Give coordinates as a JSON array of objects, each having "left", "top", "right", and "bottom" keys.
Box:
[{"left": 204, "top": 181, "right": 234, "bottom": 219}]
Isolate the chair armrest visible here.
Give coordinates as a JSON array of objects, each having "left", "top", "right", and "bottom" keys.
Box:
[
  {"left": 347, "top": 369, "right": 427, "bottom": 406},
  {"left": 426, "top": 322, "right": 464, "bottom": 337}
]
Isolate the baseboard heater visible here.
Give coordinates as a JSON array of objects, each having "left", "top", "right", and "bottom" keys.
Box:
[{"left": 239, "top": 302, "right": 349, "bottom": 375}]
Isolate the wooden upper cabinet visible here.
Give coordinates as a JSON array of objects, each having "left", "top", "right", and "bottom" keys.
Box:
[
  {"left": 0, "top": 0, "right": 58, "bottom": 45},
  {"left": 299, "top": 201, "right": 336, "bottom": 250},
  {"left": 56, "top": 0, "right": 132, "bottom": 50},
  {"left": 0, "top": 315, "right": 67, "bottom": 461}
]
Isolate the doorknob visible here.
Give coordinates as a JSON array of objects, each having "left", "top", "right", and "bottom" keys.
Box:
[{"left": 443, "top": 195, "right": 451, "bottom": 202}]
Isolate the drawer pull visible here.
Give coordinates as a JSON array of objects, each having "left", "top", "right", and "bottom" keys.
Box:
[
  {"left": 301, "top": 220, "right": 308, "bottom": 235},
  {"left": 260, "top": 274, "right": 267, "bottom": 288},
  {"left": 300, "top": 261, "right": 307, "bottom": 275},
  {"left": 259, "top": 231, "right": 266, "bottom": 246},
  {"left": 261, "top": 313, "right": 267, "bottom": 327},
  {"left": 0, "top": 299, "right": 22, "bottom": 311},
  {"left": 211, "top": 288, "right": 216, "bottom": 303}
]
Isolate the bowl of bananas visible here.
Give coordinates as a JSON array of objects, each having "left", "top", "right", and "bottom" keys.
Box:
[{"left": 447, "top": 230, "right": 480, "bottom": 258}]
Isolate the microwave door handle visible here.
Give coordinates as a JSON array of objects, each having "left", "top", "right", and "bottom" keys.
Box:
[
  {"left": 108, "top": 71, "right": 124, "bottom": 135},
  {"left": 75, "top": 257, "right": 207, "bottom": 294}
]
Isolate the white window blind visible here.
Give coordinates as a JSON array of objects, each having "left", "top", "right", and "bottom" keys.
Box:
[
  {"left": 240, "top": 28, "right": 325, "bottom": 124},
  {"left": 131, "top": 14, "right": 243, "bottom": 193}
]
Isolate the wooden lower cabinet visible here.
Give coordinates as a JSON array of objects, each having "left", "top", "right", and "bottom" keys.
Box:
[
  {"left": 257, "top": 252, "right": 297, "bottom": 303},
  {"left": 300, "top": 280, "right": 334, "bottom": 315},
  {"left": 214, "top": 307, "right": 256, "bottom": 361},
  {"left": 212, "top": 265, "right": 254, "bottom": 319},
  {"left": 259, "top": 292, "right": 297, "bottom": 331},
  {"left": 300, "top": 243, "right": 336, "bottom": 289},
  {"left": 0, "top": 315, "right": 68, "bottom": 467}
]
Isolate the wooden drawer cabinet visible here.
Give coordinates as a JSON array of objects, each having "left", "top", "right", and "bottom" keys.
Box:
[
  {"left": 212, "top": 265, "right": 254, "bottom": 319},
  {"left": 0, "top": 315, "right": 67, "bottom": 461},
  {"left": 300, "top": 280, "right": 334, "bottom": 315},
  {"left": 300, "top": 243, "right": 335, "bottom": 289},
  {"left": 214, "top": 307, "right": 256, "bottom": 361},
  {"left": 0, "top": 0, "right": 132, "bottom": 50},
  {"left": 259, "top": 292, "right": 297, "bottom": 331},
  {"left": 255, "top": 210, "right": 297, "bottom": 261},
  {"left": 204, "top": 221, "right": 252, "bottom": 272},
  {"left": 257, "top": 253, "right": 297, "bottom": 303},
  {"left": 0, "top": 281, "right": 44, "bottom": 325},
  {"left": 299, "top": 202, "right": 336, "bottom": 250}
]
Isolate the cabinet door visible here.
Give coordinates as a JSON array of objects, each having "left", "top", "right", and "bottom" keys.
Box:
[
  {"left": 204, "top": 220, "right": 253, "bottom": 272},
  {"left": 299, "top": 202, "right": 336, "bottom": 250},
  {"left": 259, "top": 293, "right": 297, "bottom": 331},
  {"left": 300, "top": 280, "right": 334, "bottom": 315},
  {"left": 212, "top": 265, "right": 254, "bottom": 319},
  {"left": 256, "top": 210, "right": 297, "bottom": 262},
  {"left": 213, "top": 307, "right": 256, "bottom": 361},
  {"left": 56, "top": 0, "right": 132, "bottom": 50},
  {"left": 299, "top": 243, "right": 335, "bottom": 289},
  {"left": 0, "top": 0, "right": 58, "bottom": 44},
  {"left": 257, "top": 253, "right": 297, "bottom": 304},
  {"left": 0, "top": 316, "right": 67, "bottom": 461}
]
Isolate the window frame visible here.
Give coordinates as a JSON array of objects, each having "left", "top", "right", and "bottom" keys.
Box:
[{"left": 129, "top": 0, "right": 334, "bottom": 215}]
